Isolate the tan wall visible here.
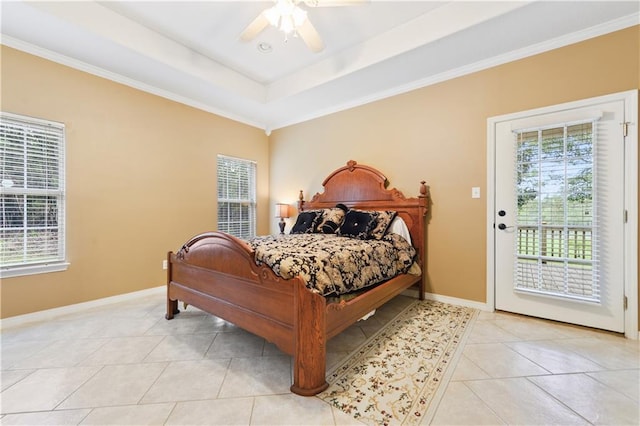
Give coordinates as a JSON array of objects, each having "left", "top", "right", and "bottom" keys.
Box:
[
  {"left": 0, "top": 46, "right": 270, "bottom": 318},
  {"left": 270, "top": 26, "right": 639, "bottom": 305}
]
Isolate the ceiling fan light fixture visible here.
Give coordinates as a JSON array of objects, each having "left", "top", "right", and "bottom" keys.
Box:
[
  {"left": 240, "top": 0, "right": 331, "bottom": 53},
  {"left": 292, "top": 7, "right": 307, "bottom": 27},
  {"left": 280, "top": 15, "right": 295, "bottom": 34},
  {"left": 263, "top": 6, "right": 281, "bottom": 27},
  {"left": 263, "top": 0, "right": 309, "bottom": 35}
]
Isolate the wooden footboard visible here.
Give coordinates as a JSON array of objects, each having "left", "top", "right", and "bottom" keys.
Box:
[{"left": 166, "top": 231, "right": 330, "bottom": 395}]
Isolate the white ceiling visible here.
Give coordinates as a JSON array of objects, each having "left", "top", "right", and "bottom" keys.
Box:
[{"left": 1, "top": 1, "right": 638, "bottom": 132}]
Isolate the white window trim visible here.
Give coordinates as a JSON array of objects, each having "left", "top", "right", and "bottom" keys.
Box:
[
  {"left": 216, "top": 154, "right": 257, "bottom": 239},
  {"left": 0, "top": 262, "right": 70, "bottom": 279},
  {"left": 1, "top": 112, "right": 68, "bottom": 277}
]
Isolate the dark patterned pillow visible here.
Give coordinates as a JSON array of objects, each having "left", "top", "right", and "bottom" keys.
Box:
[
  {"left": 315, "top": 204, "right": 348, "bottom": 234},
  {"left": 337, "top": 209, "right": 376, "bottom": 239},
  {"left": 368, "top": 210, "right": 398, "bottom": 240},
  {"left": 290, "top": 210, "right": 322, "bottom": 234}
]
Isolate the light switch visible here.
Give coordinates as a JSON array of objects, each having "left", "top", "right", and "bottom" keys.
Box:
[{"left": 472, "top": 187, "right": 481, "bottom": 198}]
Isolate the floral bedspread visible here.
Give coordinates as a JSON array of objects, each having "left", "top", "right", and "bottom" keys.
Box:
[{"left": 246, "top": 233, "right": 416, "bottom": 296}]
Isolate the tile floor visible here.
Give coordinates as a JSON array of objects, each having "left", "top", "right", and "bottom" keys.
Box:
[{"left": 1, "top": 293, "right": 638, "bottom": 425}]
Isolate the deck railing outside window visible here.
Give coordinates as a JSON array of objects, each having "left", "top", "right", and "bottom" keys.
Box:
[{"left": 518, "top": 224, "right": 592, "bottom": 261}]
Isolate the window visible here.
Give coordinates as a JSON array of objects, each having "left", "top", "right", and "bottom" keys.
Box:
[
  {"left": 217, "top": 155, "right": 256, "bottom": 240},
  {"left": 514, "top": 120, "right": 598, "bottom": 302},
  {"left": 1, "top": 112, "right": 67, "bottom": 277}
]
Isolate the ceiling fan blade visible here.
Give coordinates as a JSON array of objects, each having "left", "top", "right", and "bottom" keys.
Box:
[
  {"left": 303, "top": 0, "right": 368, "bottom": 7},
  {"left": 239, "top": 12, "right": 269, "bottom": 41},
  {"left": 296, "top": 19, "right": 324, "bottom": 53}
]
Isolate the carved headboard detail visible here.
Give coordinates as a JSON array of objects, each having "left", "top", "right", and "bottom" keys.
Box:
[{"left": 297, "top": 160, "right": 429, "bottom": 269}]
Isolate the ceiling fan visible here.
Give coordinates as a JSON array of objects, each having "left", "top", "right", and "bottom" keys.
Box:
[{"left": 240, "top": 0, "right": 365, "bottom": 53}]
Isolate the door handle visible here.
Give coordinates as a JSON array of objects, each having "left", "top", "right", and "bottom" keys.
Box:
[{"left": 497, "top": 223, "right": 514, "bottom": 230}]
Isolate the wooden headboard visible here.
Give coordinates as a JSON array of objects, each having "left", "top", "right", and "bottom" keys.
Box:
[{"left": 298, "top": 160, "right": 429, "bottom": 269}]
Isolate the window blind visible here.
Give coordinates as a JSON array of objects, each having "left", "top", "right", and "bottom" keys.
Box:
[
  {"left": 513, "top": 120, "right": 599, "bottom": 302},
  {"left": 217, "top": 155, "right": 256, "bottom": 240},
  {"left": 1, "top": 112, "right": 66, "bottom": 270}
]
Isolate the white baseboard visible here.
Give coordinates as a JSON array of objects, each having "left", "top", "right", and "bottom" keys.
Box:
[
  {"left": 402, "top": 288, "right": 491, "bottom": 311},
  {"left": 423, "top": 292, "right": 491, "bottom": 311},
  {"left": 0, "top": 285, "right": 165, "bottom": 330}
]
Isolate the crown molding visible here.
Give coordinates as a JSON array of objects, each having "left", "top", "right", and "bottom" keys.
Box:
[
  {"left": 0, "top": 35, "right": 266, "bottom": 130},
  {"left": 268, "top": 12, "right": 640, "bottom": 130},
  {"left": 2, "top": 11, "right": 638, "bottom": 132}
]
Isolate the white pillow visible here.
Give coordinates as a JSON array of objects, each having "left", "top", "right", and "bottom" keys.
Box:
[{"left": 387, "top": 216, "right": 412, "bottom": 245}]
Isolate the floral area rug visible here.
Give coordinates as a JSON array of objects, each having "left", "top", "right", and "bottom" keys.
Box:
[{"left": 318, "top": 300, "right": 478, "bottom": 425}]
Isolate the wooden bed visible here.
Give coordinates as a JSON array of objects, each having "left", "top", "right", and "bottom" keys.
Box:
[{"left": 165, "top": 160, "right": 428, "bottom": 396}]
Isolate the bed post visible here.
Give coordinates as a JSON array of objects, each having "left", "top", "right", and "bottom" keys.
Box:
[
  {"left": 418, "top": 180, "right": 428, "bottom": 300},
  {"left": 165, "top": 252, "right": 179, "bottom": 320},
  {"left": 290, "top": 280, "right": 329, "bottom": 396}
]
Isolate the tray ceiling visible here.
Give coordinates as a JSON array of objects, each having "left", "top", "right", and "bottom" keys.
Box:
[{"left": 1, "top": 1, "right": 638, "bottom": 132}]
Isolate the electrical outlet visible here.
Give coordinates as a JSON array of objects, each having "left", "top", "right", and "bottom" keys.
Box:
[{"left": 162, "top": 260, "right": 168, "bottom": 270}]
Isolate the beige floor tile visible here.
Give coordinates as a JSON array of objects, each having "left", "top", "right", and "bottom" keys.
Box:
[
  {"left": 195, "top": 315, "right": 241, "bottom": 333},
  {"left": 1, "top": 318, "right": 99, "bottom": 343},
  {"left": 262, "top": 341, "right": 285, "bottom": 356},
  {"left": 58, "top": 363, "right": 167, "bottom": 409},
  {"left": 88, "top": 317, "right": 160, "bottom": 338},
  {"left": 141, "top": 359, "right": 231, "bottom": 403},
  {"left": 252, "top": 394, "right": 334, "bottom": 425},
  {"left": 462, "top": 343, "right": 550, "bottom": 378},
  {"left": 143, "top": 333, "right": 216, "bottom": 362},
  {"left": 553, "top": 337, "right": 640, "bottom": 370},
  {"left": 60, "top": 298, "right": 160, "bottom": 322},
  {"left": 505, "top": 340, "right": 604, "bottom": 373},
  {"left": 367, "top": 296, "right": 414, "bottom": 323},
  {"left": 218, "top": 355, "right": 292, "bottom": 397},
  {"left": 79, "top": 335, "right": 164, "bottom": 366},
  {"left": 476, "top": 311, "right": 515, "bottom": 321},
  {"left": 449, "top": 355, "right": 490, "bottom": 381},
  {"left": 145, "top": 302, "right": 172, "bottom": 320},
  {"left": 429, "top": 382, "right": 505, "bottom": 425},
  {"left": 587, "top": 369, "right": 640, "bottom": 401},
  {"left": 465, "top": 377, "right": 589, "bottom": 425},
  {"left": 326, "top": 350, "right": 350, "bottom": 370},
  {"left": 205, "top": 330, "right": 266, "bottom": 359},
  {"left": 530, "top": 373, "right": 640, "bottom": 425},
  {"left": 2, "top": 292, "right": 637, "bottom": 426},
  {"left": 357, "top": 318, "right": 388, "bottom": 339},
  {"left": 0, "top": 366, "right": 100, "bottom": 414},
  {"left": 0, "top": 408, "right": 91, "bottom": 425},
  {"left": 549, "top": 322, "right": 627, "bottom": 339},
  {"left": 1, "top": 339, "right": 56, "bottom": 369},
  {"left": 326, "top": 324, "right": 367, "bottom": 353},
  {"left": 80, "top": 403, "right": 175, "bottom": 425},
  {"left": 144, "top": 311, "right": 207, "bottom": 335},
  {"left": 467, "top": 321, "right": 521, "bottom": 344},
  {"left": 592, "top": 331, "right": 640, "bottom": 354},
  {"left": 165, "top": 397, "right": 253, "bottom": 425},
  {"left": 0, "top": 369, "right": 35, "bottom": 391},
  {"left": 6, "top": 338, "right": 109, "bottom": 370},
  {"left": 493, "top": 316, "right": 570, "bottom": 340}
]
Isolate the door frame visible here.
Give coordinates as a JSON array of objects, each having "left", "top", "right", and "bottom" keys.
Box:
[{"left": 486, "top": 90, "right": 638, "bottom": 339}]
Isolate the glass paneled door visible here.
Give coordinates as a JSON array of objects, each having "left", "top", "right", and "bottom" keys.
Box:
[
  {"left": 514, "top": 123, "right": 598, "bottom": 302},
  {"left": 493, "top": 95, "right": 627, "bottom": 332}
]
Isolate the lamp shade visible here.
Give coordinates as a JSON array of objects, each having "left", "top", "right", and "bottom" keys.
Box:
[{"left": 275, "top": 203, "right": 290, "bottom": 218}]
